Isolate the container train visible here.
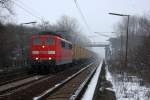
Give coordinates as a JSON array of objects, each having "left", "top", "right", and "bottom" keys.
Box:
[{"left": 29, "top": 31, "right": 96, "bottom": 73}]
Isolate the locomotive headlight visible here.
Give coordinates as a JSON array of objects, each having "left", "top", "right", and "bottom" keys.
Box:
[
  {"left": 42, "top": 45, "right": 45, "bottom": 48},
  {"left": 32, "top": 51, "right": 39, "bottom": 54},
  {"left": 48, "top": 57, "right": 52, "bottom": 60},
  {"left": 48, "top": 51, "right": 55, "bottom": 54},
  {"left": 35, "top": 57, "right": 39, "bottom": 60}
]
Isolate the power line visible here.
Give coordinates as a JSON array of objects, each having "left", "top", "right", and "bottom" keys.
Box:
[
  {"left": 16, "top": 0, "right": 40, "bottom": 15},
  {"left": 13, "top": 1, "right": 42, "bottom": 21},
  {"left": 15, "top": 0, "right": 46, "bottom": 20},
  {"left": 73, "top": 0, "right": 92, "bottom": 32},
  {"left": 14, "top": 0, "right": 53, "bottom": 24}
]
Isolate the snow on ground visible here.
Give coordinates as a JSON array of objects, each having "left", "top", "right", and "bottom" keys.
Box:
[
  {"left": 106, "top": 67, "right": 150, "bottom": 100},
  {"left": 81, "top": 61, "right": 103, "bottom": 100}
]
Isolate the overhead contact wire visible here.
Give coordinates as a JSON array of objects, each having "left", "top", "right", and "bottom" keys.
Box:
[{"left": 73, "top": 0, "right": 92, "bottom": 33}]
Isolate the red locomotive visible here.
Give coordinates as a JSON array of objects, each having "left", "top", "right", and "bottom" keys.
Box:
[{"left": 29, "top": 31, "right": 73, "bottom": 73}]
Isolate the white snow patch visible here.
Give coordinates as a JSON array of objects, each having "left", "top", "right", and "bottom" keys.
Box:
[
  {"left": 108, "top": 71, "right": 150, "bottom": 100},
  {"left": 81, "top": 61, "right": 103, "bottom": 100},
  {"left": 106, "top": 65, "right": 113, "bottom": 82}
]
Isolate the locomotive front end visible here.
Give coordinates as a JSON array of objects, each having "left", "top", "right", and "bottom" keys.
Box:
[{"left": 30, "top": 35, "right": 57, "bottom": 68}]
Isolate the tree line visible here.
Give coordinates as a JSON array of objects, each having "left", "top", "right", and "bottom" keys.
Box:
[{"left": 109, "top": 14, "right": 150, "bottom": 81}]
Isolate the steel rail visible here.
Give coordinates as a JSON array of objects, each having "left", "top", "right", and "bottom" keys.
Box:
[
  {"left": 33, "top": 62, "right": 95, "bottom": 100},
  {"left": 0, "top": 74, "right": 52, "bottom": 96},
  {"left": 69, "top": 65, "right": 97, "bottom": 100}
]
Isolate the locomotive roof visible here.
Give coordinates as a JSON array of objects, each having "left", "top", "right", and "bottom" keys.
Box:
[
  {"left": 38, "top": 31, "right": 62, "bottom": 37},
  {"left": 35, "top": 31, "right": 72, "bottom": 44}
]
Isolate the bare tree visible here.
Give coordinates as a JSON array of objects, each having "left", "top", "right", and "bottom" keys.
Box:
[
  {"left": 56, "top": 16, "right": 80, "bottom": 41},
  {"left": 0, "top": 0, "right": 13, "bottom": 14},
  {"left": 0, "top": 0, "right": 14, "bottom": 23},
  {"left": 38, "top": 19, "right": 52, "bottom": 31},
  {"left": 110, "top": 13, "right": 150, "bottom": 80},
  {"left": 0, "top": 23, "right": 17, "bottom": 67}
]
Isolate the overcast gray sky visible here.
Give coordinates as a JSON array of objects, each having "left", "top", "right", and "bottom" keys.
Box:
[{"left": 14, "top": 0, "right": 150, "bottom": 42}]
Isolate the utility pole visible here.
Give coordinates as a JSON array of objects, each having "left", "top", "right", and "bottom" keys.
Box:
[
  {"left": 125, "top": 15, "right": 129, "bottom": 68},
  {"left": 109, "top": 13, "right": 130, "bottom": 67}
]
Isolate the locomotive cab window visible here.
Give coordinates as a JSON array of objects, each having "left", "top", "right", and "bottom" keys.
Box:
[
  {"left": 33, "top": 38, "right": 41, "bottom": 45},
  {"left": 66, "top": 43, "right": 72, "bottom": 49},
  {"left": 45, "top": 38, "right": 54, "bottom": 45},
  {"left": 65, "top": 43, "right": 69, "bottom": 49},
  {"left": 69, "top": 44, "right": 72, "bottom": 49},
  {"left": 61, "top": 41, "right": 65, "bottom": 48}
]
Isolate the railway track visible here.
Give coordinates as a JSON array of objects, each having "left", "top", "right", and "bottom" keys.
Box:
[
  {"left": 0, "top": 68, "right": 33, "bottom": 86},
  {"left": 34, "top": 61, "right": 99, "bottom": 100},
  {"left": 0, "top": 74, "right": 51, "bottom": 95},
  {"left": 0, "top": 73, "right": 34, "bottom": 86},
  {"left": 0, "top": 61, "right": 98, "bottom": 100}
]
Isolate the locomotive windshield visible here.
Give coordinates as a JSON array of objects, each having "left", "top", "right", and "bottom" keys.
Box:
[
  {"left": 45, "top": 38, "right": 54, "bottom": 45},
  {"left": 33, "top": 38, "right": 41, "bottom": 45}
]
